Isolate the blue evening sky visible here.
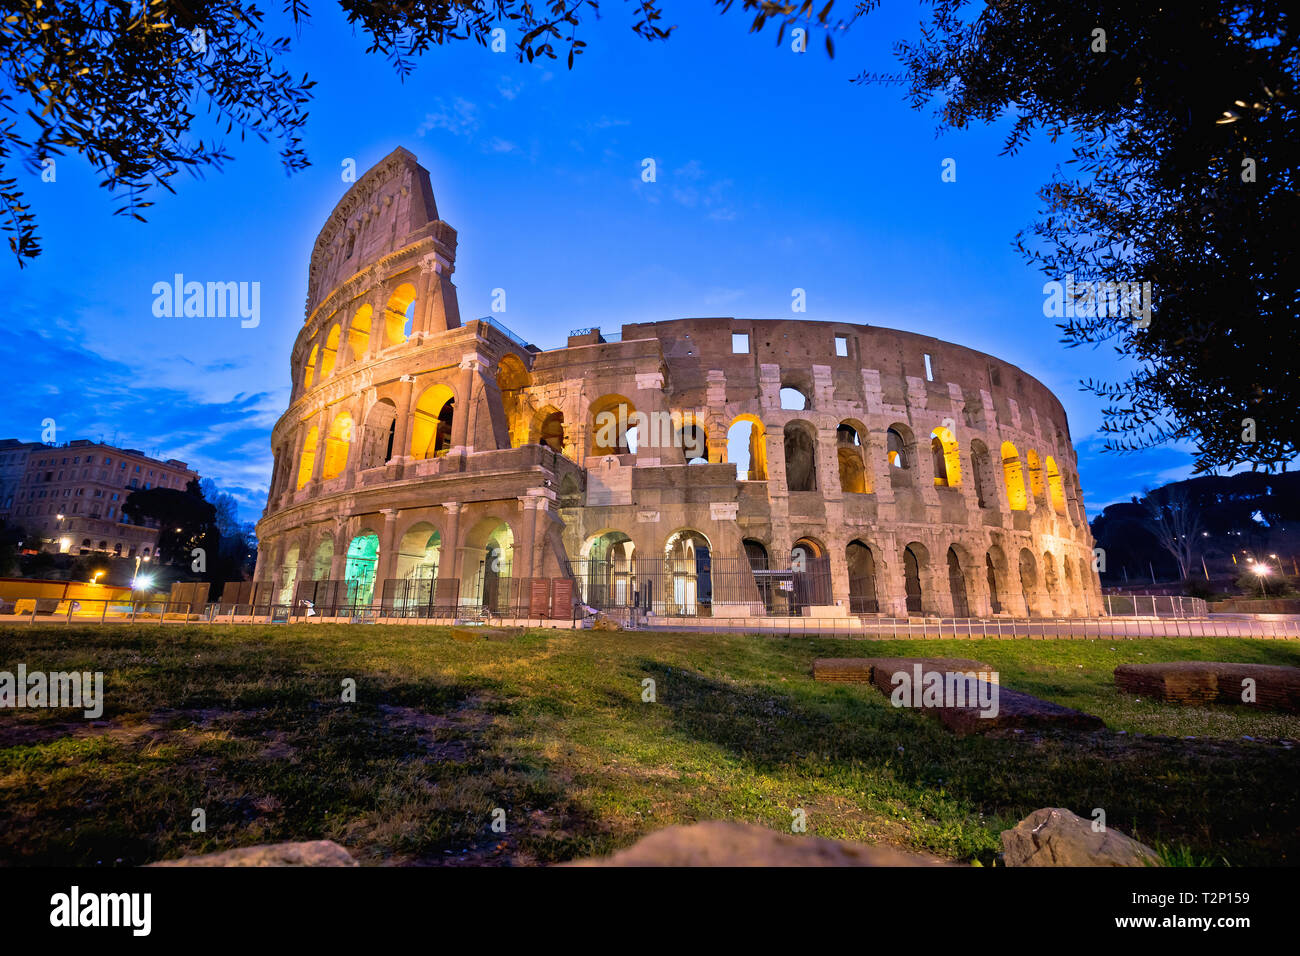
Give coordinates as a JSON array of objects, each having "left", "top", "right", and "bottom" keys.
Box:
[{"left": 0, "top": 2, "right": 1200, "bottom": 524}]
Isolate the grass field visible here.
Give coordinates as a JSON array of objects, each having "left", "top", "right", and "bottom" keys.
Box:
[{"left": 1, "top": 624, "right": 1297, "bottom": 866}]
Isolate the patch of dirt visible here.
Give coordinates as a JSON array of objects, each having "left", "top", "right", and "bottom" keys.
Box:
[{"left": 376, "top": 695, "right": 495, "bottom": 763}]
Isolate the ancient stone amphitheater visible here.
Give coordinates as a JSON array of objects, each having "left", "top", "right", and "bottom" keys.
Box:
[{"left": 254, "top": 148, "right": 1102, "bottom": 621}]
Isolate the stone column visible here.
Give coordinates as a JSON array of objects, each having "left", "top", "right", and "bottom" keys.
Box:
[
  {"left": 391, "top": 374, "right": 416, "bottom": 464},
  {"left": 449, "top": 356, "right": 479, "bottom": 454},
  {"left": 514, "top": 496, "right": 538, "bottom": 583},
  {"left": 442, "top": 502, "right": 463, "bottom": 581},
  {"left": 375, "top": 508, "right": 400, "bottom": 588},
  {"left": 531, "top": 491, "right": 555, "bottom": 578}
]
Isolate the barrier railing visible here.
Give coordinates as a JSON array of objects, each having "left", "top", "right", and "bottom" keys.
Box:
[{"left": 1102, "top": 594, "right": 1208, "bottom": 618}]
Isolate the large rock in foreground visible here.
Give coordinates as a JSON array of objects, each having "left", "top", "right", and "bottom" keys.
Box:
[
  {"left": 565, "top": 821, "right": 951, "bottom": 867},
  {"left": 814, "top": 657, "right": 1102, "bottom": 735},
  {"left": 1115, "top": 661, "right": 1300, "bottom": 712},
  {"left": 1001, "top": 808, "right": 1160, "bottom": 867},
  {"left": 149, "top": 840, "right": 358, "bottom": 867}
]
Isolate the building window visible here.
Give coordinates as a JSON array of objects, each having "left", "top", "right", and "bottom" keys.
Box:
[
  {"left": 923, "top": 353, "right": 934, "bottom": 382},
  {"left": 835, "top": 335, "right": 848, "bottom": 357},
  {"left": 732, "top": 332, "right": 749, "bottom": 354}
]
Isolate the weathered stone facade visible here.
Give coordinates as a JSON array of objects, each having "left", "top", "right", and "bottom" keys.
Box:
[{"left": 255, "top": 148, "right": 1102, "bottom": 618}]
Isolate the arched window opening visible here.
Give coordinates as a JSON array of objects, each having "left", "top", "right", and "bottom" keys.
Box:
[
  {"left": 677, "top": 420, "right": 708, "bottom": 464},
  {"left": 359, "top": 399, "right": 397, "bottom": 470},
  {"left": 783, "top": 422, "right": 817, "bottom": 492},
  {"left": 837, "top": 423, "right": 870, "bottom": 494},
  {"left": 345, "top": 532, "right": 380, "bottom": 606},
  {"left": 1018, "top": 548, "right": 1037, "bottom": 616},
  {"left": 311, "top": 538, "right": 334, "bottom": 580},
  {"left": 590, "top": 395, "right": 636, "bottom": 456},
  {"left": 847, "top": 541, "right": 878, "bottom": 613},
  {"left": 665, "top": 529, "right": 711, "bottom": 616},
  {"left": 903, "top": 544, "right": 924, "bottom": 614},
  {"left": 278, "top": 545, "right": 300, "bottom": 606},
  {"left": 930, "top": 426, "right": 962, "bottom": 487},
  {"left": 497, "top": 355, "right": 533, "bottom": 447},
  {"left": 985, "top": 550, "right": 1003, "bottom": 614},
  {"left": 539, "top": 411, "right": 565, "bottom": 453},
  {"left": 887, "top": 427, "right": 910, "bottom": 469},
  {"left": 320, "top": 324, "right": 341, "bottom": 379},
  {"left": 726, "top": 416, "right": 767, "bottom": 481},
  {"left": 947, "top": 546, "right": 970, "bottom": 617},
  {"left": 779, "top": 386, "right": 808, "bottom": 410},
  {"left": 395, "top": 525, "right": 441, "bottom": 609},
  {"left": 1001, "top": 441, "right": 1027, "bottom": 511},
  {"left": 303, "top": 345, "right": 318, "bottom": 391},
  {"left": 411, "top": 385, "right": 455, "bottom": 459},
  {"left": 1045, "top": 456, "right": 1067, "bottom": 515},
  {"left": 384, "top": 283, "right": 417, "bottom": 346},
  {"left": 583, "top": 530, "right": 635, "bottom": 607},
  {"left": 296, "top": 426, "right": 318, "bottom": 489},
  {"left": 322, "top": 412, "right": 353, "bottom": 480},
  {"left": 348, "top": 305, "right": 372, "bottom": 363}
]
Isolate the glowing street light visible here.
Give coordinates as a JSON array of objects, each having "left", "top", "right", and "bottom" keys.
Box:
[{"left": 1251, "top": 562, "right": 1271, "bottom": 597}]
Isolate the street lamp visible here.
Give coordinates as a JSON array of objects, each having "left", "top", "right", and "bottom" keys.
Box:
[{"left": 1251, "top": 562, "right": 1271, "bottom": 597}]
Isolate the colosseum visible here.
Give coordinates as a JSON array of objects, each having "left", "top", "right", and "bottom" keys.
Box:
[{"left": 254, "top": 148, "right": 1103, "bottom": 621}]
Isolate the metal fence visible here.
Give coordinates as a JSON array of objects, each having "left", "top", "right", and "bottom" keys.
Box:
[
  {"left": 3, "top": 598, "right": 1298, "bottom": 639},
  {"left": 1102, "top": 594, "right": 1208, "bottom": 618},
  {"left": 569, "top": 554, "right": 835, "bottom": 618}
]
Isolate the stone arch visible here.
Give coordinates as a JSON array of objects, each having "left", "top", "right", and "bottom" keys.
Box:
[
  {"left": 1042, "top": 550, "right": 1060, "bottom": 613},
  {"left": 411, "top": 383, "right": 456, "bottom": 459},
  {"left": 779, "top": 371, "right": 812, "bottom": 410},
  {"left": 322, "top": 411, "right": 353, "bottom": 480},
  {"left": 277, "top": 543, "right": 301, "bottom": 605},
  {"left": 395, "top": 522, "right": 442, "bottom": 582},
  {"left": 320, "top": 324, "right": 342, "bottom": 379},
  {"left": 497, "top": 354, "right": 532, "bottom": 447},
  {"left": 384, "top": 282, "right": 417, "bottom": 346},
  {"left": 931, "top": 425, "right": 962, "bottom": 487},
  {"left": 530, "top": 405, "right": 566, "bottom": 454},
  {"left": 727, "top": 414, "right": 767, "bottom": 481},
  {"left": 303, "top": 344, "right": 318, "bottom": 391},
  {"left": 674, "top": 413, "right": 709, "bottom": 464},
  {"left": 837, "top": 420, "right": 870, "bottom": 494},
  {"left": 589, "top": 393, "right": 636, "bottom": 456},
  {"left": 557, "top": 473, "right": 581, "bottom": 507},
  {"left": 886, "top": 423, "right": 915, "bottom": 471},
  {"left": 1001, "top": 441, "right": 1027, "bottom": 511},
  {"left": 345, "top": 531, "right": 381, "bottom": 606},
  {"left": 311, "top": 535, "right": 334, "bottom": 579},
  {"left": 970, "top": 439, "right": 995, "bottom": 509},
  {"left": 1045, "top": 456, "right": 1067, "bottom": 515},
  {"left": 296, "top": 425, "right": 318, "bottom": 489},
  {"left": 347, "top": 304, "right": 372, "bottom": 363},
  {"left": 902, "top": 541, "right": 929, "bottom": 614},
  {"left": 846, "top": 539, "right": 879, "bottom": 613},
  {"left": 946, "top": 545, "right": 971, "bottom": 616},
  {"left": 1018, "top": 547, "right": 1038, "bottom": 616},
  {"left": 743, "top": 538, "right": 769, "bottom": 570},
  {"left": 581, "top": 530, "right": 636, "bottom": 606},
  {"left": 783, "top": 420, "right": 818, "bottom": 492},
  {"left": 359, "top": 398, "right": 397, "bottom": 470},
  {"left": 664, "top": 528, "right": 712, "bottom": 615},
  {"left": 463, "top": 516, "right": 515, "bottom": 611},
  {"left": 985, "top": 545, "right": 1008, "bottom": 615}
]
